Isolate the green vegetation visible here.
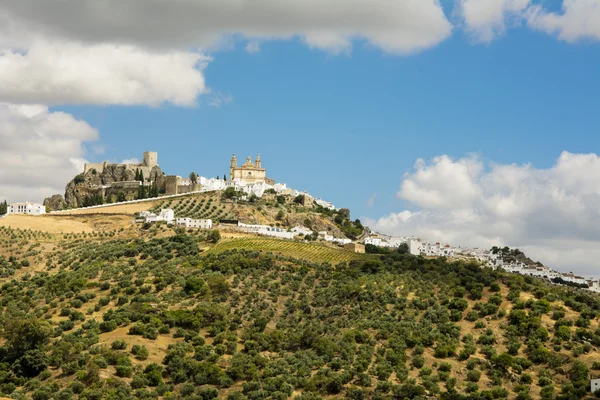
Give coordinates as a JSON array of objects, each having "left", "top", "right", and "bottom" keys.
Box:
[
  {"left": 207, "top": 237, "right": 369, "bottom": 264},
  {"left": 1, "top": 220, "right": 600, "bottom": 399},
  {"left": 0, "top": 200, "right": 7, "bottom": 215}
]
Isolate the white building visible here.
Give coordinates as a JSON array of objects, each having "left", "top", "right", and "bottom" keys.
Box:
[
  {"left": 407, "top": 239, "right": 422, "bottom": 256},
  {"left": 591, "top": 379, "right": 600, "bottom": 394},
  {"left": 237, "top": 222, "right": 295, "bottom": 239},
  {"left": 317, "top": 231, "right": 351, "bottom": 245},
  {"left": 291, "top": 226, "right": 313, "bottom": 236},
  {"left": 7, "top": 202, "right": 46, "bottom": 216},
  {"left": 315, "top": 198, "right": 336, "bottom": 210},
  {"left": 145, "top": 209, "right": 174, "bottom": 224},
  {"left": 364, "top": 237, "right": 382, "bottom": 246},
  {"left": 176, "top": 218, "right": 212, "bottom": 229}
]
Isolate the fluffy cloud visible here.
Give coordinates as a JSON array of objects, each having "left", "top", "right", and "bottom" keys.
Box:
[
  {"left": 368, "top": 152, "right": 600, "bottom": 275},
  {"left": 1, "top": 0, "right": 452, "bottom": 55},
  {"left": 0, "top": 42, "right": 208, "bottom": 106},
  {"left": 0, "top": 104, "right": 97, "bottom": 203},
  {"left": 458, "top": 0, "right": 531, "bottom": 42},
  {"left": 527, "top": 0, "right": 600, "bottom": 42},
  {"left": 459, "top": 0, "right": 600, "bottom": 43}
]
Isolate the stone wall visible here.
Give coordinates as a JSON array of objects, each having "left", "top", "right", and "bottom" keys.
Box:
[{"left": 165, "top": 175, "right": 201, "bottom": 195}]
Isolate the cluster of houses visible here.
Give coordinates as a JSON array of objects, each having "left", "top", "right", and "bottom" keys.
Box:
[
  {"left": 175, "top": 175, "right": 336, "bottom": 210},
  {"left": 362, "top": 232, "right": 600, "bottom": 294},
  {"left": 139, "top": 209, "right": 213, "bottom": 230},
  {"left": 140, "top": 208, "right": 363, "bottom": 251}
]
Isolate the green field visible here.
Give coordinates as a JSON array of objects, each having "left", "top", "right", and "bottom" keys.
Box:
[{"left": 206, "top": 237, "right": 370, "bottom": 264}]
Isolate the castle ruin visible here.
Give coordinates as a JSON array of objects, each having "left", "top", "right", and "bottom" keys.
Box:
[{"left": 84, "top": 151, "right": 159, "bottom": 181}]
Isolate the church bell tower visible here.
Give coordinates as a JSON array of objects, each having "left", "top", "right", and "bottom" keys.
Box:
[
  {"left": 255, "top": 154, "right": 262, "bottom": 169},
  {"left": 230, "top": 154, "right": 237, "bottom": 181}
]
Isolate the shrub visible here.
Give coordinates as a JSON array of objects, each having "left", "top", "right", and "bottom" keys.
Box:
[
  {"left": 131, "top": 345, "right": 149, "bottom": 361},
  {"left": 111, "top": 339, "right": 127, "bottom": 350}
]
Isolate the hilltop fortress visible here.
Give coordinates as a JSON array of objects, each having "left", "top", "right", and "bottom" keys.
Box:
[
  {"left": 84, "top": 151, "right": 159, "bottom": 181},
  {"left": 44, "top": 150, "right": 336, "bottom": 210}
]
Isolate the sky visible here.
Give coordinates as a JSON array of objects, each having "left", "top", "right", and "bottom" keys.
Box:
[{"left": 1, "top": 0, "right": 600, "bottom": 275}]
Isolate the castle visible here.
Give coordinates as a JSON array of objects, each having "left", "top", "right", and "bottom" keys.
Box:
[
  {"left": 84, "top": 151, "right": 159, "bottom": 181},
  {"left": 230, "top": 154, "right": 271, "bottom": 184}
]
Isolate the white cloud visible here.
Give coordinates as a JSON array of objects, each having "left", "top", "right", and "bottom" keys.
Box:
[
  {"left": 245, "top": 42, "right": 261, "bottom": 54},
  {"left": 366, "top": 193, "right": 377, "bottom": 208},
  {"left": 0, "top": 41, "right": 209, "bottom": 106},
  {"left": 527, "top": 0, "right": 600, "bottom": 42},
  {"left": 368, "top": 152, "right": 600, "bottom": 276},
  {"left": 458, "top": 0, "right": 531, "bottom": 42},
  {"left": 120, "top": 158, "right": 140, "bottom": 165},
  {"left": 208, "top": 93, "right": 234, "bottom": 108},
  {"left": 0, "top": 103, "right": 98, "bottom": 204},
  {"left": 1, "top": 0, "right": 453, "bottom": 55}
]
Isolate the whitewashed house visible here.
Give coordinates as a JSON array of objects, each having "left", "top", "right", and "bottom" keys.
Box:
[
  {"left": 176, "top": 218, "right": 212, "bottom": 229},
  {"left": 591, "top": 379, "right": 600, "bottom": 394},
  {"left": 364, "top": 237, "right": 382, "bottom": 246},
  {"left": 8, "top": 202, "right": 46, "bottom": 216},
  {"left": 291, "top": 226, "right": 313, "bottom": 236},
  {"left": 315, "top": 198, "right": 336, "bottom": 210},
  {"left": 145, "top": 209, "right": 174, "bottom": 224}
]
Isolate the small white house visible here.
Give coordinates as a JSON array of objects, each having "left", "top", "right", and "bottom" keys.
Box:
[
  {"left": 364, "top": 237, "right": 382, "bottom": 246},
  {"left": 407, "top": 239, "right": 422, "bottom": 256},
  {"left": 8, "top": 202, "right": 46, "bottom": 216},
  {"left": 291, "top": 226, "right": 313, "bottom": 236},
  {"left": 145, "top": 209, "right": 174, "bottom": 224},
  {"left": 591, "top": 379, "right": 600, "bottom": 394},
  {"left": 175, "top": 218, "right": 213, "bottom": 229}
]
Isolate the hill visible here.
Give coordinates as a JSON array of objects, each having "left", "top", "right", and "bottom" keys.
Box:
[
  {"left": 52, "top": 190, "right": 364, "bottom": 240},
  {"left": 0, "top": 222, "right": 599, "bottom": 399}
]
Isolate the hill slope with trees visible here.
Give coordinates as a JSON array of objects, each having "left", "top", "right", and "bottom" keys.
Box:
[{"left": 0, "top": 225, "right": 599, "bottom": 399}]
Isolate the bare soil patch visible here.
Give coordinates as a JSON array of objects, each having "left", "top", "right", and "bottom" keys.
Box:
[{"left": 0, "top": 214, "right": 94, "bottom": 233}]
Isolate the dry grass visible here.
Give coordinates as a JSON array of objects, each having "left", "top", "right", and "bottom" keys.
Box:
[
  {"left": 0, "top": 214, "right": 94, "bottom": 233},
  {"left": 98, "top": 327, "right": 182, "bottom": 365},
  {"left": 58, "top": 200, "right": 161, "bottom": 216}
]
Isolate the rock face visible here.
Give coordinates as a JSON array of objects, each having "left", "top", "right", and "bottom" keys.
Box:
[
  {"left": 43, "top": 194, "right": 67, "bottom": 212},
  {"left": 63, "top": 165, "right": 166, "bottom": 208}
]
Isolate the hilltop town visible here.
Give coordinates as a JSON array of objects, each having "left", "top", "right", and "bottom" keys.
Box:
[{"left": 2, "top": 150, "right": 599, "bottom": 296}]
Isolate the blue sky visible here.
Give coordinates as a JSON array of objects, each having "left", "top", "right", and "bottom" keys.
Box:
[
  {"left": 60, "top": 27, "right": 599, "bottom": 221},
  {"left": 3, "top": 0, "right": 600, "bottom": 274}
]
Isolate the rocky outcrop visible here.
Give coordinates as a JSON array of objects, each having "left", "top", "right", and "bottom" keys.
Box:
[
  {"left": 63, "top": 165, "right": 166, "bottom": 208},
  {"left": 43, "top": 194, "right": 67, "bottom": 212}
]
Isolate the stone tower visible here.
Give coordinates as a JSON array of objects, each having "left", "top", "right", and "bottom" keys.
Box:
[
  {"left": 229, "top": 154, "right": 237, "bottom": 181},
  {"left": 143, "top": 151, "right": 158, "bottom": 167},
  {"left": 255, "top": 154, "right": 262, "bottom": 168}
]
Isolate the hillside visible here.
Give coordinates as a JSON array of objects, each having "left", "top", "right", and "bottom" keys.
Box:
[
  {"left": 55, "top": 191, "right": 362, "bottom": 240},
  {"left": 0, "top": 221, "right": 599, "bottom": 400}
]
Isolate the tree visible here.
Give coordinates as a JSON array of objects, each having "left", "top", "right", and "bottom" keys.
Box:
[
  {"left": 74, "top": 174, "right": 85, "bottom": 185},
  {"left": 0, "top": 200, "right": 7, "bottom": 215},
  {"left": 117, "top": 192, "right": 127, "bottom": 202},
  {"left": 3, "top": 317, "right": 52, "bottom": 356},
  {"left": 276, "top": 210, "right": 285, "bottom": 221},
  {"left": 207, "top": 230, "right": 221, "bottom": 243},
  {"left": 224, "top": 173, "right": 227, "bottom": 181},
  {"left": 189, "top": 172, "right": 198, "bottom": 185}
]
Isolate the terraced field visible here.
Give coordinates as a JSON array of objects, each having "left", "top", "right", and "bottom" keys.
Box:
[
  {"left": 150, "top": 193, "right": 237, "bottom": 221},
  {"left": 205, "top": 237, "right": 370, "bottom": 264}
]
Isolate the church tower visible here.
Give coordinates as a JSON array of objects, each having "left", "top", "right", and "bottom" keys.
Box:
[
  {"left": 229, "top": 154, "right": 237, "bottom": 181},
  {"left": 255, "top": 154, "right": 262, "bottom": 168}
]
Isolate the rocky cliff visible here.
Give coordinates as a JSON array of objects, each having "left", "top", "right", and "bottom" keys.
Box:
[
  {"left": 46, "top": 165, "right": 167, "bottom": 209},
  {"left": 43, "top": 194, "right": 67, "bottom": 212}
]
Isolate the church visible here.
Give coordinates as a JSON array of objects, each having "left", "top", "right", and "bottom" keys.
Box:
[{"left": 229, "top": 154, "right": 273, "bottom": 184}]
